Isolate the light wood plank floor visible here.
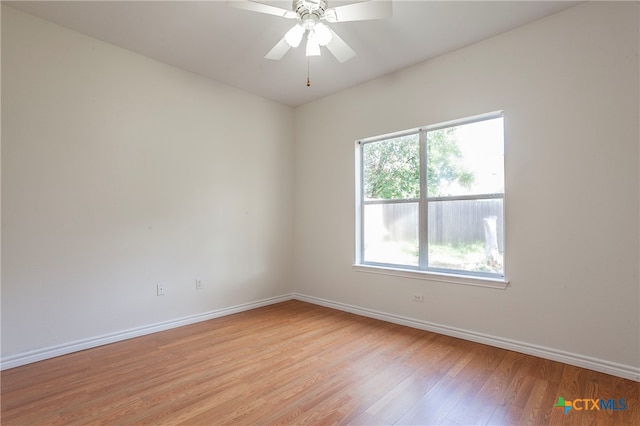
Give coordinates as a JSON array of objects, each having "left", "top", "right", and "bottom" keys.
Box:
[{"left": 2, "top": 300, "right": 639, "bottom": 425}]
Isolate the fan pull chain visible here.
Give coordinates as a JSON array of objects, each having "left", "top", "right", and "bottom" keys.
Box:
[{"left": 307, "top": 56, "right": 311, "bottom": 87}]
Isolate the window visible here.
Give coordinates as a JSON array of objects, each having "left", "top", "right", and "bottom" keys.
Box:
[{"left": 355, "top": 112, "right": 505, "bottom": 283}]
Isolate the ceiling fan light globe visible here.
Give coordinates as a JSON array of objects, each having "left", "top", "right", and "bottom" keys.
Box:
[
  {"left": 284, "top": 24, "right": 305, "bottom": 48},
  {"left": 312, "top": 22, "right": 333, "bottom": 46}
]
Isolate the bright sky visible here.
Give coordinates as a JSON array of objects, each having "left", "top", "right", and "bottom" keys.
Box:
[{"left": 443, "top": 117, "right": 504, "bottom": 195}]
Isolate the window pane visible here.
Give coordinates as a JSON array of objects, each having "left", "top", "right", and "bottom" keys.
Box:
[
  {"left": 364, "top": 203, "right": 418, "bottom": 266},
  {"left": 362, "top": 134, "right": 419, "bottom": 201},
  {"left": 427, "top": 199, "right": 503, "bottom": 274},
  {"left": 427, "top": 117, "right": 504, "bottom": 198}
]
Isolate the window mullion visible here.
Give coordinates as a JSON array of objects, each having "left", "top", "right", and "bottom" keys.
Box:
[{"left": 418, "top": 129, "right": 428, "bottom": 270}]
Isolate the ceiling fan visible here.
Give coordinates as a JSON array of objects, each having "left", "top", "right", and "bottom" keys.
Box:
[{"left": 228, "top": 0, "right": 392, "bottom": 63}]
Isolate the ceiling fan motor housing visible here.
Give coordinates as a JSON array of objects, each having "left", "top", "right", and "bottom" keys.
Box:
[{"left": 293, "top": 0, "right": 328, "bottom": 22}]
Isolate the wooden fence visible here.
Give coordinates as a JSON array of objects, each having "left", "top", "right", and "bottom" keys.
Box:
[{"left": 374, "top": 199, "right": 504, "bottom": 250}]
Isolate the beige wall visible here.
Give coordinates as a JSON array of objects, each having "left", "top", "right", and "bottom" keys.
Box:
[
  {"left": 293, "top": 2, "right": 640, "bottom": 371},
  {"left": 1, "top": 6, "right": 294, "bottom": 358}
]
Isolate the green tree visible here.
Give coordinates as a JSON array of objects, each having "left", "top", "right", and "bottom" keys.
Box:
[
  {"left": 363, "top": 135, "right": 419, "bottom": 200},
  {"left": 363, "top": 128, "right": 474, "bottom": 200},
  {"left": 427, "top": 127, "right": 474, "bottom": 197}
]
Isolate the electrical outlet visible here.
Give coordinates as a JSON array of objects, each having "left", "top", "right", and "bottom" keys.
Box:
[
  {"left": 195, "top": 279, "right": 203, "bottom": 290},
  {"left": 157, "top": 284, "right": 166, "bottom": 296},
  {"left": 412, "top": 293, "right": 424, "bottom": 302}
]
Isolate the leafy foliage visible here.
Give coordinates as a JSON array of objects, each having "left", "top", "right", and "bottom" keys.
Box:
[
  {"left": 363, "top": 128, "right": 474, "bottom": 200},
  {"left": 363, "top": 135, "right": 419, "bottom": 200},
  {"left": 427, "top": 128, "right": 474, "bottom": 197}
]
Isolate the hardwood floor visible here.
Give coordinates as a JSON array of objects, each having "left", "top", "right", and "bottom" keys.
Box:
[{"left": 2, "top": 300, "right": 638, "bottom": 425}]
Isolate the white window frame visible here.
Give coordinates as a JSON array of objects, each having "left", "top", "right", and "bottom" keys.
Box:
[{"left": 354, "top": 112, "right": 509, "bottom": 289}]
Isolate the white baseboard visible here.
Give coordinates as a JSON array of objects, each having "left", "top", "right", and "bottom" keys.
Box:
[
  {"left": 293, "top": 293, "right": 640, "bottom": 382},
  {"left": 1, "top": 294, "right": 294, "bottom": 371},
  {"left": 4, "top": 292, "right": 639, "bottom": 382}
]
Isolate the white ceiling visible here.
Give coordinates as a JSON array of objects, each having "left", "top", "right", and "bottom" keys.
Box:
[{"left": 6, "top": 0, "right": 580, "bottom": 107}]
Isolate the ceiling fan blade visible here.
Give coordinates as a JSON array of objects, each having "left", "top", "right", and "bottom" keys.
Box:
[
  {"left": 326, "top": 28, "right": 355, "bottom": 63},
  {"left": 265, "top": 37, "right": 292, "bottom": 60},
  {"left": 227, "top": 0, "right": 297, "bottom": 19},
  {"left": 326, "top": 0, "right": 392, "bottom": 23}
]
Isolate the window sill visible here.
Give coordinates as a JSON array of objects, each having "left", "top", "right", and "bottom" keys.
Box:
[{"left": 352, "top": 264, "right": 509, "bottom": 290}]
